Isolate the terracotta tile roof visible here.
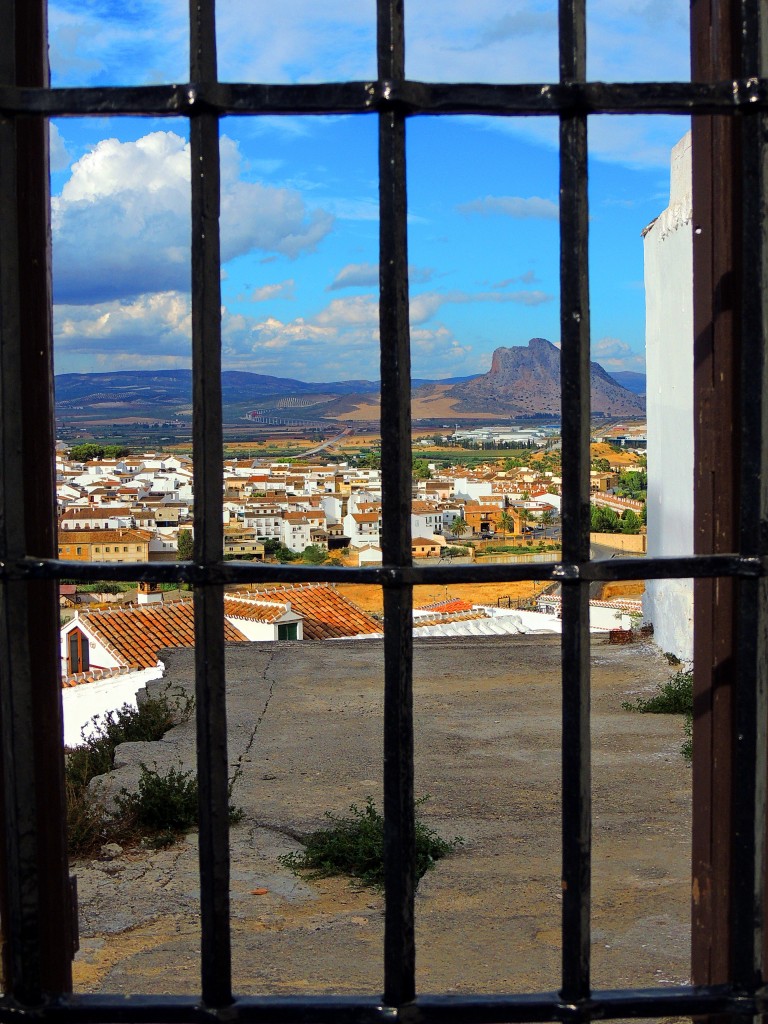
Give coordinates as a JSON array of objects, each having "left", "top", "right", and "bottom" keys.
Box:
[
  {"left": 237, "top": 584, "right": 381, "bottom": 640},
  {"left": 57, "top": 527, "right": 153, "bottom": 543},
  {"left": 75, "top": 603, "right": 248, "bottom": 669},
  {"left": 60, "top": 506, "right": 132, "bottom": 520},
  {"left": 416, "top": 598, "right": 475, "bottom": 614},
  {"left": 223, "top": 598, "right": 291, "bottom": 623},
  {"left": 414, "top": 610, "right": 489, "bottom": 627}
]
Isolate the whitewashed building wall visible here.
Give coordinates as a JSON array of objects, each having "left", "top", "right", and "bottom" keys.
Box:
[{"left": 642, "top": 132, "right": 694, "bottom": 661}]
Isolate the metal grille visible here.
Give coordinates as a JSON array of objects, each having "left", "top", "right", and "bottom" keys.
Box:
[{"left": 0, "top": 0, "right": 766, "bottom": 1019}]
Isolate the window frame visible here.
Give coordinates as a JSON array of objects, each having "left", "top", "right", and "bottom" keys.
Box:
[{"left": 0, "top": 0, "right": 766, "bottom": 1017}]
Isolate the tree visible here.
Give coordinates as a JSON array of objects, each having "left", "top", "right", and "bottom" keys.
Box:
[
  {"left": 301, "top": 544, "right": 327, "bottom": 564},
  {"left": 590, "top": 505, "right": 621, "bottom": 533},
  {"left": 620, "top": 509, "right": 641, "bottom": 534},
  {"left": 68, "top": 442, "right": 130, "bottom": 461},
  {"left": 450, "top": 516, "right": 467, "bottom": 539},
  {"left": 592, "top": 457, "right": 611, "bottom": 473},
  {"left": 412, "top": 458, "right": 432, "bottom": 480},
  {"left": 177, "top": 529, "right": 194, "bottom": 560},
  {"left": 68, "top": 443, "right": 104, "bottom": 462},
  {"left": 518, "top": 508, "right": 533, "bottom": 531},
  {"left": 498, "top": 510, "right": 515, "bottom": 540}
]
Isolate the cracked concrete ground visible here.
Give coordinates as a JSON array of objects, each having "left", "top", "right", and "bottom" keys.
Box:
[{"left": 73, "top": 636, "right": 691, "bottom": 997}]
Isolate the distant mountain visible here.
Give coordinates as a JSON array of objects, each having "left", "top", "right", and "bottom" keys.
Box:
[
  {"left": 54, "top": 354, "right": 644, "bottom": 427},
  {"left": 442, "top": 338, "right": 645, "bottom": 417},
  {"left": 55, "top": 369, "right": 381, "bottom": 405},
  {"left": 608, "top": 371, "right": 646, "bottom": 395}
]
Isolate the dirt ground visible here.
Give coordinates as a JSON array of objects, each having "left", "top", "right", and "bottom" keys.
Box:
[
  {"left": 72, "top": 636, "right": 690, "bottom": 998},
  {"left": 336, "top": 580, "right": 545, "bottom": 615}
]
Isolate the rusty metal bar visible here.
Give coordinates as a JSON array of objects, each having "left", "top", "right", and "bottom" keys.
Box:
[{"left": 690, "top": 0, "right": 743, "bottom": 987}]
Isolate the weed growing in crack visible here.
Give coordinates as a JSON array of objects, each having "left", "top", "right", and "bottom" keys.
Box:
[
  {"left": 279, "top": 796, "right": 463, "bottom": 889},
  {"left": 621, "top": 668, "right": 693, "bottom": 762}
]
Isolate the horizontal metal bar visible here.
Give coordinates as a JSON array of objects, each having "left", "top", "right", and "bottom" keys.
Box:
[
  {"left": 1, "top": 78, "right": 768, "bottom": 117},
  {"left": 7, "top": 553, "right": 766, "bottom": 585},
  {"left": 1, "top": 984, "right": 762, "bottom": 1024}
]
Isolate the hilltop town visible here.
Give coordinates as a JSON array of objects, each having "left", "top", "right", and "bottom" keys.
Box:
[{"left": 56, "top": 431, "right": 648, "bottom": 688}]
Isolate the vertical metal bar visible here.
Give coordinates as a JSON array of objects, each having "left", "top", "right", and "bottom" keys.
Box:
[
  {"left": 558, "top": 0, "right": 591, "bottom": 1003},
  {"left": 189, "top": 0, "right": 231, "bottom": 1006},
  {"left": 15, "top": 0, "right": 74, "bottom": 993},
  {"left": 0, "top": 100, "right": 41, "bottom": 1007},
  {"left": 0, "top": 0, "right": 72, "bottom": 1000},
  {"left": 731, "top": 0, "right": 768, "bottom": 991},
  {"left": 378, "top": 0, "right": 415, "bottom": 1006},
  {"left": 690, "top": 0, "right": 741, "bottom": 986}
]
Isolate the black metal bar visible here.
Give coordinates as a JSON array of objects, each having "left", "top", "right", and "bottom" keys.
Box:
[
  {"left": 0, "top": 1, "right": 44, "bottom": 1002},
  {"left": 378, "top": 0, "right": 415, "bottom": 1006},
  {"left": 730, "top": 0, "right": 768, "bottom": 990},
  {"left": 4, "top": 79, "right": 768, "bottom": 117},
  {"left": 0, "top": 984, "right": 765, "bottom": 1024},
  {"left": 189, "top": 0, "right": 231, "bottom": 1007},
  {"left": 559, "top": 0, "right": 591, "bottom": 1003},
  {"left": 8, "top": 552, "right": 768, "bottom": 585},
  {"left": 13, "top": 0, "right": 74, "bottom": 993}
]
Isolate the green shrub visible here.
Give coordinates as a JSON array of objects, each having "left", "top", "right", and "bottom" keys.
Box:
[
  {"left": 116, "top": 762, "right": 243, "bottom": 838},
  {"left": 301, "top": 544, "right": 327, "bottom": 564},
  {"left": 621, "top": 669, "right": 692, "bottom": 714},
  {"left": 681, "top": 712, "right": 693, "bottom": 763},
  {"left": 66, "top": 687, "right": 194, "bottom": 856},
  {"left": 117, "top": 764, "right": 199, "bottom": 831},
  {"left": 621, "top": 669, "right": 693, "bottom": 764},
  {"left": 279, "top": 797, "right": 462, "bottom": 889}
]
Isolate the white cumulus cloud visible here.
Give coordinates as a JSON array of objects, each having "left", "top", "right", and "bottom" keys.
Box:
[{"left": 52, "top": 131, "right": 333, "bottom": 304}]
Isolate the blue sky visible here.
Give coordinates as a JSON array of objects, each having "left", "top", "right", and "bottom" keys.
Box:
[{"left": 49, "top": 0, "right": 690, "bottom": 382}]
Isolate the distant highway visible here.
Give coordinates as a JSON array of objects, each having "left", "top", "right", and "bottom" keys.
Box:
[{"left": 299, "top": 426, "right": 353, "bottom": 457}]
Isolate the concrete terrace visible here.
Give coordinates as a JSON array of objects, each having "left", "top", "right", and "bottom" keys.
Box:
[{"left": 74, "top": 636, "right": 691, "bottom": 996}]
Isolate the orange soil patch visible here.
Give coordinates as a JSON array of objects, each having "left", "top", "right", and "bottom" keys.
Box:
[
  {"left": 336, "top": 580, "right": 540, "bottom": 616},
  {"left": 589, "top": 442, "right": 642, "bottom": 466},
  {"left": 599, "top": 580, "right": 645, "bottom": 600},
  {"left": 335, "top": 387, "right": 507, "bottom": 422}
]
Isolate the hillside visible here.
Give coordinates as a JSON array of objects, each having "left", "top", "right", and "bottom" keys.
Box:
[
  {"left": 445, "top": 338, "right": 645, "bottom": 417},
  {"left": 55, "top": 346, "right": 644, "bottom": 428}
]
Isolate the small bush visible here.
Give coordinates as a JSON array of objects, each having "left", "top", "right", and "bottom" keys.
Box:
[
  {"left": 621, "top": 669, "right": 693, "bottom": 714},
  {"left": 66, "top": 687, "right": 195, "bottom": 856},
  {"left": 622, "top": 669, "right": 693, "bottom": 764},
  {"left": 279, "top": 797, "right": 462, "bottom": 889},
  {"left": 117, "top": 764, "right": 199, "bottom": 832},
  {"left": 681, "top": 712, "right": 693, "bottom": 763},
  {"left": 118, "top": 762, "right": 244, "bottom": 835}
]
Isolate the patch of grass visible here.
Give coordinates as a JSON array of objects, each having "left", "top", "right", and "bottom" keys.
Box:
[
  {"left": 621, "top": 669, "right": 693, "bottom": 714},
  {"left": 279, "top": 797, "right": 462, "bottom": 889}
]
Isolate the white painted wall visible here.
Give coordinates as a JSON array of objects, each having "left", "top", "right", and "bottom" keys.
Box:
[
  {"left": 225, "top": 613, "right": 303, "bottom": 642},
  {"left": 642, "top": 131, "right": 694, "bottom": 661}
]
